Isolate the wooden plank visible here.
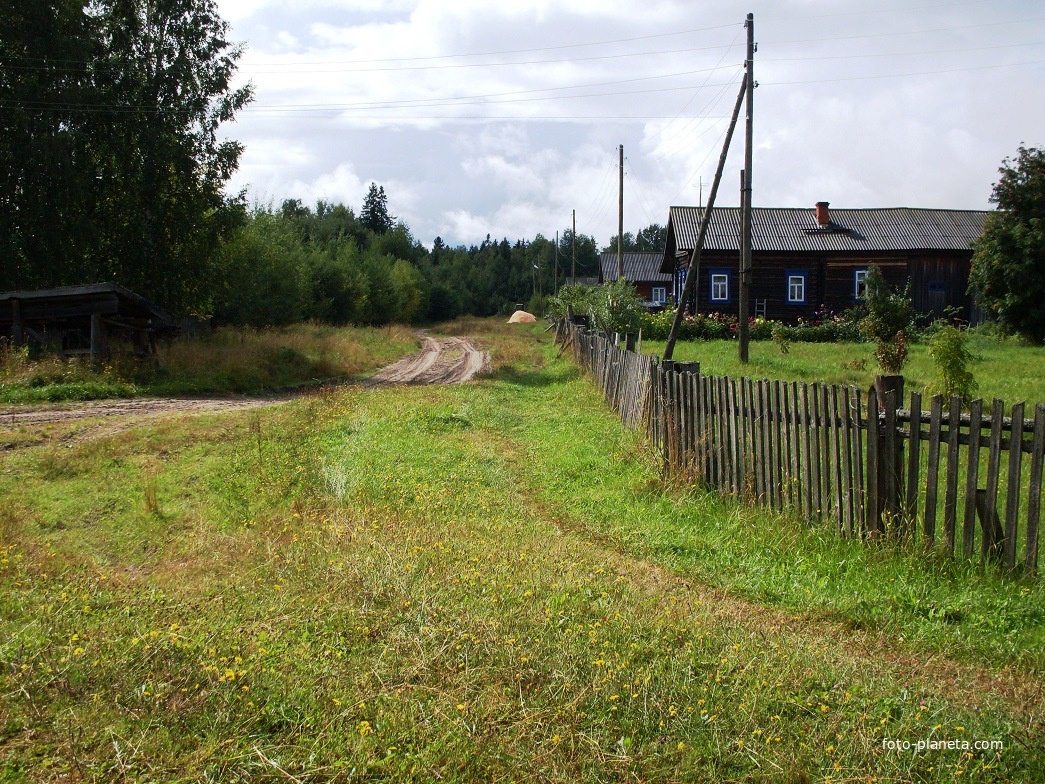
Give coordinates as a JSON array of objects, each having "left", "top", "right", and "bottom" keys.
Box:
[
  {"left": 852, "top": 388, "right": 866, "bottom": 532},
  {"left": 839, "top": 386, "right": 855, "bottom": 537},
  {"left": 866, "top": 386, "right": 881, "bottom": 536},
  {"left": 1003, "top": 401, "right": 1026, "bottom": 570},
  {"left": 800, "top": 383, "right": 814, "bottom": 520},
  {"left": 750, "top": 378, "right": 764, "bottom": 501},
  {"left": 719, "top": 377, "right": 732, "bottom": 495},
  {"left": 906, "top": 392, "right": 923, "bottom": 536},
  {"left": 983, "top": 399, "right": 1005, "bottom": 566},
  {"left": 1025, "top": 404, "right": 1044, "bottom": 576},
  {"left": 886, "top": 390, "right": 902, "bottom": 539},
  {"left": 781, "top": 382, "right": 795, "bottom": 510},
  {"left": 829, "top": 385, "right": 845, "bottom": 532},
  {"left": 943, "top": 396, "right": 962, "bottom": 556},
  {"left": 769, "top": 380, "right": 782, "bottom": 511},
  {"left": 923, "top": 395, "right": 944, "bottom": 545},
  {"left": 729, "top": 377, "right": 742, "bottom": 496},
  {"left": 963, "top": 399, "right": 983, "bottom": 560}
]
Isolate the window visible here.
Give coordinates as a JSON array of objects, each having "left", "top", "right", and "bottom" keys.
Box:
[
  {"left": 854, "top": 268, "right": 869, "bottom": 300},
  {"left": 675, "top": 268, "right": 688, "bottom": 302},
  {"left": 710, "top": 271, "right": 730, "bottom": 302},
  {"left": 651, "top": 286, "right": 666, "bottom": 305},
  {"left": 786, "top": 270, "right": 808, "bottom": 305}
]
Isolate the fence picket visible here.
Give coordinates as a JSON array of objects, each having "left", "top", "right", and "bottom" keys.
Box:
[
  {"left": 1004, "top": 402, "right": 1026, "bottom": 570},
  {"left": 924, "top": 395, "right": 944, "bottom": 544},
  {"left": 963, "top": 399, "right": 983, "bottom": 560},
  {"left": 1026, "top": 405, "right": 1044, "bottom": 576},
  {"left": 943, "top": 397, "right": 962, "bottom": 556}
]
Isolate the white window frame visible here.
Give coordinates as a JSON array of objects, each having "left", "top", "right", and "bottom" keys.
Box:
[
  {"left": 651, "top": 286, "right": 666, "bottom": 305},
  {"left": 787, "top": 274, "right": 806, "bottom": 304},
  {"left": 854, "top": 268, "right": 869, "bottom": 300},
  {"left": 711, "top": 273, "right": 729, "bottom": 302}
]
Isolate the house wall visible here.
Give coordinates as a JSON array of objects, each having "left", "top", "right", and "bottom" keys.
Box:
[
  {"left": 674, "top": 250, "right": 973, "bottom": 324},
  {"left": 907, "top": 251, "right": 974, "bottom": 322}
]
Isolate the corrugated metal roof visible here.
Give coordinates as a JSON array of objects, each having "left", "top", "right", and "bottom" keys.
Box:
[
  {"left": 668, "top": 206, "right": 989, "bottom": 255},
  {"left": 600, "top": 251, "right": 673, "bottom": 282}
]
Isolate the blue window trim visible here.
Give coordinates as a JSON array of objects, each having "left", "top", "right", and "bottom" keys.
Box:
[
  {"left": 785, "top": 269, "right": 808, "bottom": 305},
  {"left": 709, "top": 267, "right": 732, "bottom": 304}
]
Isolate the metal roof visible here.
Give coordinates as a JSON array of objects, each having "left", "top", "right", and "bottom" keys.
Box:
[
  {"left": 600, "top": 251, "right": 673, "bottom": 282},
  {"left": 667, "top": 206, "right": 989, "bottom": 256}
]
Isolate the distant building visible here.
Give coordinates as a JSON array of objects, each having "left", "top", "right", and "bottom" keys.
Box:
[
  {"left": 599, "top": 251, "right": 673, "bottom": 309},
  {"left": 661, "top": 203, "right": 989, "bottom": 322}
]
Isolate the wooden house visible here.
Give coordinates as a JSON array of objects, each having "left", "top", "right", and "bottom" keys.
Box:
[
  {"left": 599, "top": 251, "right": 673, "bottom": 308},
  {"left": 661, "top": 203, "right": 988, "bottom": 322}
]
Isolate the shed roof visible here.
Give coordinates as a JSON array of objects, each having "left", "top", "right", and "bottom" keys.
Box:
[
  {"left": 664, "top": 206, "right": 989, "bottom": 271},
  {"left": 600, "top": 252, "right": 673, "bottom": 283},
  {"left": 0, "top": 282, "right": 176, "bottom": 327}
]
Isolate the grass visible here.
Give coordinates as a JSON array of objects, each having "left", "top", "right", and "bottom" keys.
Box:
[
  {"left": 1, "top": 319, "right": 1042, "bottom": 781},
  {"left": 643, "top": 332, "right": 1045, "bottom": 406},
  {"left": 0, "top": 322, "right": 419, "bottom": 404}
]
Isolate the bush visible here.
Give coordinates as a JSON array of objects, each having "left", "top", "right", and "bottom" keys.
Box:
[
  {"left": 927, "top": 322, "right": 978, "bottom": 403},
  {"left": 859, "top": 267, "right": 914, "bottom": 374}
]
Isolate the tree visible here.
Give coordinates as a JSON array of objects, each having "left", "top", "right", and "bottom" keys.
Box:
[
  {"left": 0, "top": 0, "right": 252, "bottom": 312},
  {"left": 360, "top": 183, "right": 395, "bottom": 234},
  {"left": 969, "top": 145, "right": 1045, "bottom": 344}
]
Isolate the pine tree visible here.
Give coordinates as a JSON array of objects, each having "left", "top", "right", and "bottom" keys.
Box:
[{"left": 359, "top": 183, "right": 395, "bottom": 234}]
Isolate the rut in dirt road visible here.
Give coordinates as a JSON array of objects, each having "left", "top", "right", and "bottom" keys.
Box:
[{"left": 364, "top": 336, "right": 489, "bottom": 386}]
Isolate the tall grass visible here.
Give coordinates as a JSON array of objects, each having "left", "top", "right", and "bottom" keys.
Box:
[{"left": 0, "top": 323, "right": 419, "bottom": 403}]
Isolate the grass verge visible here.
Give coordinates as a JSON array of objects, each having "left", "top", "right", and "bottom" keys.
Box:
[
  {"left": 642, "top": 333, "right": 1045, "bottom": 405},
  {"left": 0, "top": 319, "right": 1041, "bottom": 782}
]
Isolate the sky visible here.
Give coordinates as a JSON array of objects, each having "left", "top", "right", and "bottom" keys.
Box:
[{"left": 214, "top": 0, "right": 1045, "bottom": 249}]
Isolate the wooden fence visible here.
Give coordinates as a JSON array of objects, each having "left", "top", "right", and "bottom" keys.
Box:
[{"left": 559, "top": 321, "right": 1044, "bottom": 577}]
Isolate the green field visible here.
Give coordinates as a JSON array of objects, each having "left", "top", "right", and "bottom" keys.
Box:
[
  {"left": 1, "top": 320, "right": 1042, "bottom": 782},
  {"left": 643, "top": 332, "right": 1045, "bottom": 406}
]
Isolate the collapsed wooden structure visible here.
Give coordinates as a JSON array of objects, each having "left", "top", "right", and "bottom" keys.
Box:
[{"left": 0, "top": 283, "right": 178, "bottom": 360}]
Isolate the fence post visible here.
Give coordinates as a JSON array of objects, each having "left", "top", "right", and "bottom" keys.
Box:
[
  {"left": 625, "top": 333, "right": 637, "bottom": 352},
  {"left": 868, "top": 381, "right": 905, "bottom": 536},
  {"left": 976, "top": 489, "right": 1004, "bottom": 564}
]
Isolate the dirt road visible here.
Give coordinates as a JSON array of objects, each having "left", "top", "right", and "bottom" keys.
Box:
[
  {"left": 0, "top": 336, "right": 489, "bottom": 440},
  {"left": 363, "top": 336, "right": 489, "bottom": 386}
]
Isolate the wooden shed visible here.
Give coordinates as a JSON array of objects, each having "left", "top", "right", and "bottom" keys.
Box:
[
  {"left": 0, "top": 283, "right": 177, "bottom": 360},
  {"left": 599, "top": 251, "right": 673, "bottom": 308}
]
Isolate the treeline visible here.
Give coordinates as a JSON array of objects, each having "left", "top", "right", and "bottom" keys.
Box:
[
  {"left": 2, "top": 1, "right": 662, "bottom": 326},
  {"left": 213, "top": 193, "right": 602, "bottom": 326}
]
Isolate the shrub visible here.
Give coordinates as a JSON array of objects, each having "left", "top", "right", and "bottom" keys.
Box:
[
  {"left": 859, "top": 267, "right": 914, "bottom": 374},
  {"left": 927, "top": 323, "right": 978, "bottom": 403}
]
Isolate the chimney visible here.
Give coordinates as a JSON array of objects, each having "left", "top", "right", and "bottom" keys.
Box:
[{"left": 815, "top": 201, "right": 830, "bottom": 228}]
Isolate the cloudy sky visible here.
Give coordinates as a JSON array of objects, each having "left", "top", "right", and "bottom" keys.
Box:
[{"left": 215, "top": 0, "right": 1044, "bottom": 248}]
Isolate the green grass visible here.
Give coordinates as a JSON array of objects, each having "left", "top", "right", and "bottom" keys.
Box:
[
  {"left": 644, "top": 332, "right": 1045, "bottom": 406},
  {"left": 1, "top": 320, "right": 1042, "bottom": 781},
  {"left": 0, "top": 322, "right": 419, "bottom": 404}
]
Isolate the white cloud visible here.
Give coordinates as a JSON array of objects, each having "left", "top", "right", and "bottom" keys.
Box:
[{"left": 216, "top": 0, "right": 1045, "bottom": 246}]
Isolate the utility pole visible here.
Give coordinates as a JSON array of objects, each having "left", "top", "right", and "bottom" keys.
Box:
[
  {"left": 571, "top": 209, "right": 576, "bottom": 284},
  {"left": 618, "top": 144, "right": 625, "bottom": 282},
  {"left": 554, "top": 230, "right": 559, "bottom": 293},
  {"left": 738, "top": 12, "right": 755, "bottom": 364},
  {"left": 664, "top": 74, "right": 747, "bottom": 361}
]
